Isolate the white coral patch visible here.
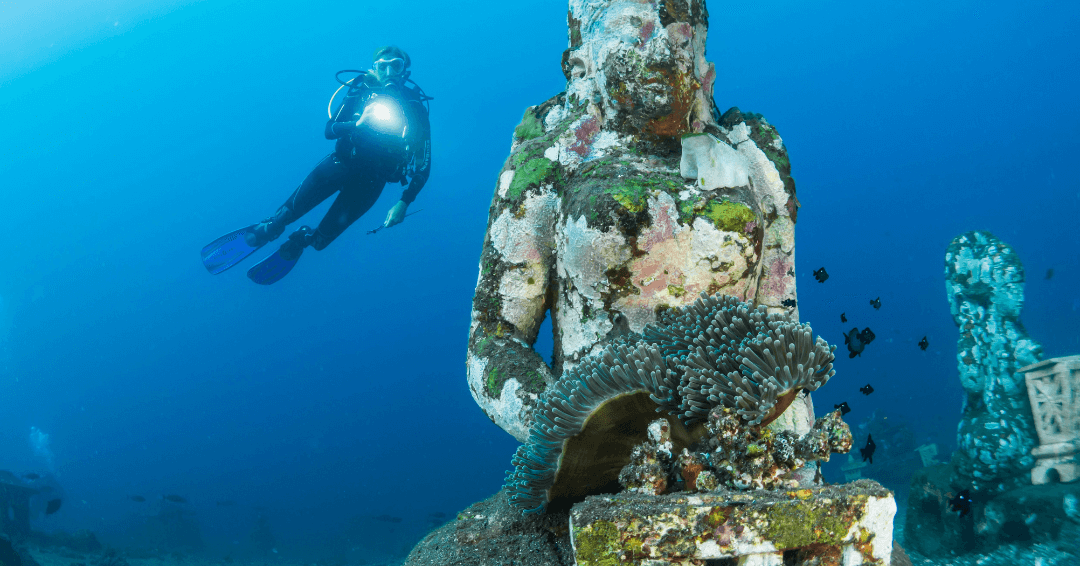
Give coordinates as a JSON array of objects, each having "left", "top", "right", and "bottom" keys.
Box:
[
  {"left": 543, "top": 103, "right": 566, "bottom": 131},
  {"left": 557, "top": 215, "right": 630, "bottom": 301},
  {"left": 555, "top": 215, "right": 629, "bottom": 360},
  {"left": 680, "top": 134, "right": 751, "bottom": 190},
  {"left": 489, "top": 190, "right": 558, "bottom": 264},
  {"left": 726, "top": 122, "right": 789, "bottom": 217},
  {"left": 584, "top": 130, "right": 620, "bottom": 161},
  {"left": 499, "top": 263, "right": 547, "bottom": 336},
  {"left": 842, "top": 495, "right": 896, "bottom": 564},
  {"left": 557, "top": 288, "right": 612, "bottom": 366},
  {"left": 498, "top": 170, "right": 515, "bottom": 199},
  {"left": 466, "top": 353, "right": 532, "bottom": 443}
]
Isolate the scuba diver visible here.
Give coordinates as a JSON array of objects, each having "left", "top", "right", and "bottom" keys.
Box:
[{"left": 201, "top": 45, "right": 432, "bottom": 284}]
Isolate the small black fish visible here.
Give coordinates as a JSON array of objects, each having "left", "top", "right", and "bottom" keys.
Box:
[
  {"left": 45, "top": 498, "right": 62, "bottom": 515},
  {"left": 870, "top": 297, "right": 881, "bottom": 309},
  {"left": 859, "top": 327, "right": 876, "bottom": 345},
  {"left": 129, "top": 495, "right": 146, "bottom": 502},
  {"left": 860, "top": 434, "right": 876, "bottom": 464},
  {"left": 918, "top": 336, "right": 929, "bottom": 351},
  {"left": 782, "top": 298, "right": 797, "bottom": 308},
  {"left": 834, "top": 402, "right": 851, "bottom": 416},
  {"left": 163, "top": 495, "right": 187, "bottom": 504},
  {"left": 373, "top": 514, "right": 403, "bottom": 523},
  {"left": 840, "top": 313, "right": 847, "bottom": 323},
  {"left": 1045, "top": 268, "right": 1054, "bottom": 280},
  {"left": 844, "top": 328, "right": 865, "bottom": 358},
  {"left": 859, "top": 384, "right": 874, "bottom": 395},
  {"left": 23, "top": 473, "right": 40, "bottom": 480},
  {"left": 813, "top": 267, "right": 829, "bottom": 283},
  {"left": 948, "top": 489, "right": 972, "bottom": 517}
]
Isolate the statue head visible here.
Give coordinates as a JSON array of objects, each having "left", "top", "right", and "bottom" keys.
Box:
[{"left": 563, "top": 0, "right": 717, "bottom": 142}]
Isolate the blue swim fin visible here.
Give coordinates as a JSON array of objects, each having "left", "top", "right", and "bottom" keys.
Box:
[
  {"left": 246, "top": 248, "right": 300, "bottom": 285},
  {"left": 201, "top": 225, "right": 263, "bottom": 274}
]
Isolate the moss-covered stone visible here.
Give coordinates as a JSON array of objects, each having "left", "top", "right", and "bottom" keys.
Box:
[
  {"left": 514, "top": 109, "right": 545, "bottom": 142},
  {"left": 666, "top": 284, "right": 686, "bottom": 298},
  {"left": 569, "top": 481, "right": 894, "bottom": 564},
  {"left": 507, "top": 157, "right": 557, "bottom": 201},
  {"left": 486, "top": 367, "right": 502, "bottom": 397},
  {"left": 702, "top": 199, "right": 755, "bottom": 232},
  {"left": 573, "top": 520, "right": 621, "bottom": 566},
  {"left": 761, "top": 495, "right": 865, "bottom": 549},
  {"left": 604, "top": 178, "right": 652, "bottom": 213}
]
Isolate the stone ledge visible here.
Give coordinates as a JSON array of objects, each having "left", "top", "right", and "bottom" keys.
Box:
[{"left": 570, "top": 479, "right": 895, "bottom": 565}]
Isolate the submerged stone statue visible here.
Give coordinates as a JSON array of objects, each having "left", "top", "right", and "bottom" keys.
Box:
[
  {"left": 467, "top": 0, "right": 803, "bottom": 443},
  {"left": 945, "top": 230, "right": 1042, "bottom": 492}
]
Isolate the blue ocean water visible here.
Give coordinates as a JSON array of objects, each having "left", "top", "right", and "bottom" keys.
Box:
[{"left": 0, "top": 0, "right": 1076, "bottom": 561}]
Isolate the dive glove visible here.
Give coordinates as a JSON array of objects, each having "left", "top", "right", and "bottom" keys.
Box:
[{"left": 384, "top": 200, "right": 408, "bottom": 228}]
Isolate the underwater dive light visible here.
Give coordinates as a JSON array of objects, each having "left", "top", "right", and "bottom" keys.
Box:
[{"left": 357, "top": 97, "right": 406, "bottom": 136}]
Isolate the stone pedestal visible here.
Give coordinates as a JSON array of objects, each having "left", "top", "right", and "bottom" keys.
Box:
[
  {"left": 914, "top": 443, "right": 939, "bottom": 467},
  {"left": 570, "top": 480, "right": 895, "bottom": 565},
  {"left": 1021, "top": 355, "right": 1080, "bottom": 484},
  {"left": 841, "top": 454, "right": 868, "bottom": 481}
]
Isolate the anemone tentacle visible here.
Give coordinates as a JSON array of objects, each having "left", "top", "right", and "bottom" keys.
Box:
[{"left": 506, "top": 293, "right": 836, "bottom": 513}]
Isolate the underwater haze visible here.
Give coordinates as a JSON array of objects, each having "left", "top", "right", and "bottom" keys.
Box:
[{"left": 1, "top": 0, "right": 1078, "bottom": 562}]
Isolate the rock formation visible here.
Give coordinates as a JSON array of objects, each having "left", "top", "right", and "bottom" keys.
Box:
[
  {"left": 467, "top": 0, "right": 802, "bottom": 445},
  {"left": 944, "top": 230, "right": 1042, "bottom": 493}
]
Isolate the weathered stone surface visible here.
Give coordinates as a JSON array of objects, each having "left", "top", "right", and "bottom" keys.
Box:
[
  {"left": 1021, "top": 355, "right": 1080, "bottom": 485},
  {"left": 468, "top": 0, "right": 803, "bottom": 446},
  {"left": 944, "top": 230, "right": 1042, "bottom": 493},
  {"left": 904, "top": 463, "right": 1080, "bottom": 558},
  {"left": 402, "top": 488, "right": 573, "bottom": 566},
  {"left": 569, "top": 480, "right": 895, "bottom": 565}
]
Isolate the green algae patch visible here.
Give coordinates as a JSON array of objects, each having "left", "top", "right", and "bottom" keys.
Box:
[
  {"left": 574, "top": 520, "right": 621, "bottom": 566},
  {"left": 761, "top": 498, "right": 860, "bottom": 550},
  {"left": 604, "top": 176, "right": 681, "bottom": 214},
  {"left": 703, "top": 199, "right": 755, "bottom": 232},
  {"left": 666, "top": 284, "right": 686, "bottom": 298},
  {"left": 486, "top": 366, "right": 502, "bottom": 397},
  {"left": 705, "top": 506, "right": 727, "bottom": 527},
  {"left": 507, "top": 157, "right": 556, "bottom": 200},
  {"left": 514, "top": 110, "right": 545, "bottom": 142},
  {"left": 604, "top": 178, "right": 651, "bottom": 213}
]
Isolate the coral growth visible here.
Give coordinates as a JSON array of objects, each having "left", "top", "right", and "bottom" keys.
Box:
[
  {"left": 644, "top": 293, "right": 836, "bottom": 426},
  {"left": 619, "top": 409, "right": 851, "bottom": 496},
  {"left": 945, "top": 230, "right": 1042, "bottom": 492},
  {"left": 505, "top": 293, "right": 838, "bottom": 513}
]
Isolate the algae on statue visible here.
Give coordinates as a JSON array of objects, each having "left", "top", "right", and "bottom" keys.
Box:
[
  {"left": 945, "top": 230, "right": 1042, "bottom": 493},
  {"left": 466, "top": 0, "right": 803, "bottom": 445}
]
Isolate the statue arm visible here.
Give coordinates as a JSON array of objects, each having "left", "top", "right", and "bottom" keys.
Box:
[{"left": 466, "top": 161, "right": 560, "bottom": 441}]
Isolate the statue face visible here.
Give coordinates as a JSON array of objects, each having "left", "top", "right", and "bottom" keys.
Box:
[
  {"left": 947, "top": 232, "right": 1026, "bottom": 321},
  {"left": 565, "top": 0, "right": 715, "bottom": 137}
]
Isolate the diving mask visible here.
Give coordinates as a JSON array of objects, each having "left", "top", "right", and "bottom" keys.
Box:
[{"left": 373, "top": 57, "right": 406, "bottom": 83}]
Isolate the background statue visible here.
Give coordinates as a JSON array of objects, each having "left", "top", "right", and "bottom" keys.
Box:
[{"left": 945, "top": 230, "right": 1042, "bottom": 492}]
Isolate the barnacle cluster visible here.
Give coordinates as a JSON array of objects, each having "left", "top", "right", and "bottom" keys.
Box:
[
  {"left": 617, "top": 409, "right": 851, "bottom": 495},
  {"left": 506, "top": 293, "right": 839, "bottom": 513}
]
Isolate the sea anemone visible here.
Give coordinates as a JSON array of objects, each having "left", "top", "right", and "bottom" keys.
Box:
[
  {"left": 505, "top": 293, "right": 837, "bottom": 513},
  {"left": 505, "top": 342, "right": 686, "bottom": 513},
  {"left": 646, "top": 294, "right": 836, "bottom": 426}
]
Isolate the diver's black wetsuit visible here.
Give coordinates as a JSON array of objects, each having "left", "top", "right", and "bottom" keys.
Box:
[{"left": 264, "top": 73, "right": 431, "bottom": 250}]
